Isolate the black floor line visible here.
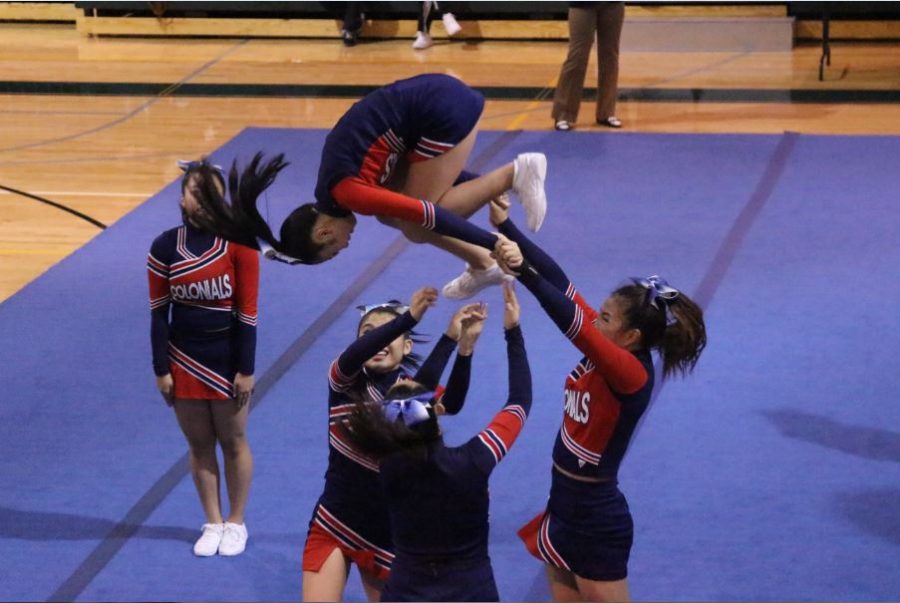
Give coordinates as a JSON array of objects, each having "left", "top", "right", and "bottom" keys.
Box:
[
  {"left": 2, "top": 81, "right": 897, "bottom": 104},
  {"left": 0, "top": 184, "right": 107, "bottom": 229}
]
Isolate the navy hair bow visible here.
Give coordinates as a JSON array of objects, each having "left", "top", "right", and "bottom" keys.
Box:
[
  {"left": 632, "top": 275, "right": 680, "bottom": 323},
  {"left": 383, "top": 392, "right": 435, "bottom": 427},
  {"left": 356, "top": 300, "right": 411, "bottom": 317}
]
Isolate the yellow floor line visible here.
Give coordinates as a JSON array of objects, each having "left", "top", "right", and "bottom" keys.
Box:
[
  {"left": 503, "top": 77, "right": 557, "bottom": 131},
  {"left": 0, "top": 248, "right": 71, "bottom": 255}
]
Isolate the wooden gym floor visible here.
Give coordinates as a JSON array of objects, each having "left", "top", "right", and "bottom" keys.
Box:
[{"left": 1, "top": 22, "right": 899, "bottom": 302}]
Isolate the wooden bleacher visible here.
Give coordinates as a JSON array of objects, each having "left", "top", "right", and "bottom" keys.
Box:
[{"left": 1, "top": 2, "right": 898, "bottom": 42}]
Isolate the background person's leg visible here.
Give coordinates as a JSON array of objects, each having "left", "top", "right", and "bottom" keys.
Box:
[
  {"left": 595, "top": 2, "right": 625, "bottom": 124},
  {"left": 545, "top": 565, "right": 583, "bottom": 602},
  {"left": 552, "top": 7, "right": 598, "bottom": 125}
]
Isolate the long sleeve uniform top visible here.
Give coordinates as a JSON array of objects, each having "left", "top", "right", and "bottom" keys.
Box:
[
  {"left": 147, "top": 223, "right": 258, "bottom": 377},
  {"left": 379, "top": 325, "right": 531, "bottom": 561},
  {"left": 499, "top": 218, "right": 654, "bottom": 481},
  {"left": 321, "top": 311, "right": 472, "bottom": 534},
  {"left": 314, "top": 73, "right": 497, "bottom": 252}
]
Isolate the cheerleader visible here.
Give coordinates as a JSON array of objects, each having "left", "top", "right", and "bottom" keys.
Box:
[
  {"left": 490, "top": 196, "right": 706, "bottom": 602},
  {"left": 191, "top": 74, "right": 549, "bottom": 300},
  {"left": 341, "top": 282, "right": 531, "bottom": 602},
  {"left": 303, "top": 288, "right": 486, "bottom": 601},
  {"left": 147, "top": 160, "right": 260, "bottom": 557}
]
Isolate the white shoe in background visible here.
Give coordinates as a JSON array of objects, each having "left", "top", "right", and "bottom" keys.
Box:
[
  {"left": 413, "top": 31, "right": 434, "bottom": 50},
  {"left": 442, "top": 12, "right": 462, "bottom": 36}
]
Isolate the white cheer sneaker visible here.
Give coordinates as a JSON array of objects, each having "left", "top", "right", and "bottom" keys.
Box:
[
  {"left": 442, "top": 12, "right": 462, "bottom": 36},
  {"left": 512, "top": 153, "right": 548, "bottom": 232},
  {"left": 442, "top": 264, "right": 512, "bottom": 300},
  {"left": 193, "top": 523, "right": 224, "bottom": 557},
  {"left": 218, "top": 522, "right": 248, "bottom": 556},
  {"left": 412, "top": 31, "right": 433, "bottom": 50}
]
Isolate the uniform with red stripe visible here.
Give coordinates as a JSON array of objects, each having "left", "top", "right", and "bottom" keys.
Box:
[
  {"left": 551, "top": 289, "right": 653, "bottom": 479},
  {"left": 496, "top": 218, "right": 654, "bottom": 582},
  {"left": 147, "top": 223, "right": 258, "bottom": 399},
  {"left": 312, "top": 73, "right": 499, "bottom": 253},
  {"left": 303, "top": 309, "right": 470, "bottom": 581},
  {"left": 377, "top": 325, "right": 531, "bottom": 602}
]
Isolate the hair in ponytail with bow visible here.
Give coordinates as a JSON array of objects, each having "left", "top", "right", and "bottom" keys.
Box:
[
  {"left": 188, "top": 152, "right": 326, "bottom": 263},
  {"left": 339, "top": 381, "right": 441, "bottom": 463},
  {"left": 612, "top": 276, "right": 707, "bottom": 379}
]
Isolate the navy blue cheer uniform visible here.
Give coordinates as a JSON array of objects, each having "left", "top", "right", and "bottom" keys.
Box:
[
  {"left": 303, "top": 310, "right": 472, "bottom": 581},
  {"left": 379, "top": 325, "right": 532, "bottom": 602},
  {"left": 497, "top": 218, "right": 654, "bottom": 582},
  {"left": 313, "top": 73, "right": 498, "bottom": 252},
  {"left": 147, "top": 222, "right": 258, "bottom": 399}
]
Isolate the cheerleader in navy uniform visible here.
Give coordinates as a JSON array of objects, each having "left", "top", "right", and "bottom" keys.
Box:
[
  {"left": 488, "top": 196, "right": 707, "bottom": 602},
  {"left": 147, "top": 160, "right": 262, "bottom": 557},
  {"left": 341, "top": 282, "right": 531, "bottom": 602},
  {"left": 191, "top": 74, "right": 549, "bottom": 300},
  {"left": 303, "top": 287, "right": 487, "bottom": 602}
]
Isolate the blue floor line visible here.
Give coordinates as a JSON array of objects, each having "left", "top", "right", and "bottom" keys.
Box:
[{"left": 634, "top": 130, "right": 800, "bottom": 433}]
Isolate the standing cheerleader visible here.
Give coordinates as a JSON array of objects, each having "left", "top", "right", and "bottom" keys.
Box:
[
  {"left": 147, "top": 160, "right": 260, "bottom": 557},
  {"left": 303, "top": 287, "right": 486, "bottom": 601},
  {"left": 490, "top": 197, "right": 706, "bottom": 601},
  {"left": 342, "top": 283, "right": 532, "bottom": 602}
]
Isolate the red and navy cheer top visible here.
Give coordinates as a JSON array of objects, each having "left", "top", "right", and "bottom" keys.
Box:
[
  {"left": 499, "top": 218, "right": 655, "bottom": 481},
  {"left": 147, "top": 223, "right": 258, "bottom": 400},
  {"left": 313, "top": 73, "right": 496, "bottom": 251}
]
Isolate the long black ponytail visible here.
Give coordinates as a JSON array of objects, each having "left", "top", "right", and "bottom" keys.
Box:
[
  {"left": 227, "top": 152, "right": 288, "bottom": 248},
  {"left": 189, "top": 153, "right": 311, "bottom": 254}
]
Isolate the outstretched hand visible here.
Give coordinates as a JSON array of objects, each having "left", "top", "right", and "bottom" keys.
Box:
[
  {"left": 502, "top": 281, "right": 520, "bottom": 329},
  {"left": 492, "top": 233, "right": 524, "bottom": 276},
  {"left": 458, "top": 302, "right": 487, "bottom": 355},
  {"left": 409, "top": 286, "right": 439, "bottom": 321},
  {"left": 489, "top": 193, "right": 511, "bottom": 227},
  {"left": 446, "top": 302, "right": 484, "bottom": 341}
]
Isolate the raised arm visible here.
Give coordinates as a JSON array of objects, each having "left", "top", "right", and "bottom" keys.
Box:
[
  {"left": 413, "top": 303, "right": 476, "bottom": 388},
  {"left": 412, "top": 333, "right": 457, "bottom": 390},
  {"left": 432, "top": 303, "right": 486, "bottom": 416},
  {"left": 330, "top": 176, "right": 498, "bottom": 250},
  {"left": 496, "top": 236, "right": 648, "bottom": 395},
  {"left": 467, "top": 284, "right": 532, "bottom": 474},
  {"left": 489, "top": 196, "right": 570, "bottom": 292},
  {"left": 330, "top": 287, "right": 437, "bottom": 392},
  {"left": 439, "top": 352, "right": 471, "bottom": 416}
]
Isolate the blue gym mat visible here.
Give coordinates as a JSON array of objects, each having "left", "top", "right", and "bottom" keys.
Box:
[{"left": 1, "top": 127, "right": 898, "bottom": 602}]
